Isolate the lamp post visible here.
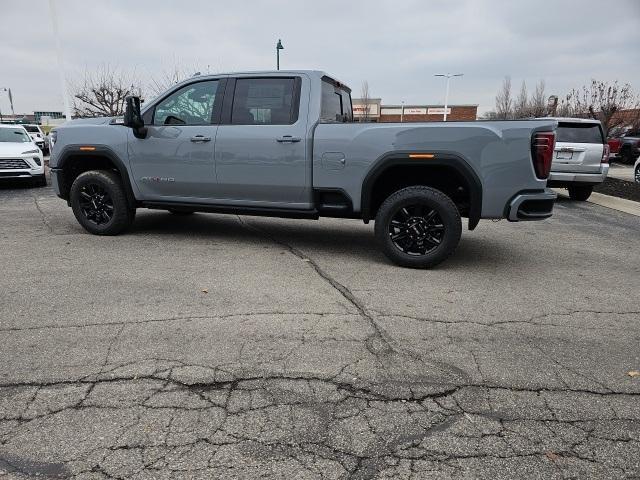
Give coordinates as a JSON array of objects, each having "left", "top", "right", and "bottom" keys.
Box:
[
  {"left": 434, "top": 73, "right": 463, "bottom": 121},
  {"left": 400, "top": 101, "right": 404, "bottom": 123},
  {"left": 48, "top": 0, "right": 72, "bottom": 121},
  {"left": 276, "top": 39, "right": 284, "bottom": 70},
  {"left": 2, "top": 88, "right": 15, "bottom": 117}
]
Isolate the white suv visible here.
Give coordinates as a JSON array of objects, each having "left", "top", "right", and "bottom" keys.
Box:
[
  {"left": 0, "top": 124, "right": 46, "bottom": 186},
  {"left": 544, "top": 118, "right": 609, "bottom": 201},
  {"left": 22, "top": 124, "right": 48, "bottom": 154}
]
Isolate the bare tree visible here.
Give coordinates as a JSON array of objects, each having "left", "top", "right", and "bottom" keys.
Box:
[
  {"left": 72, "top": 66, "right": 143, "bottom": 118},
  {"left": 360, "top": 81, "right": 371, "bottom": 122},
  {"left": 561, "top": 80, "right": 640, "bottom": 135},
  {"left": 514, "top": 81, "right": 529, "bottom": 118},
  {"left": 495, "top": 76, "right": 513, "bottom": 120},
  {"left": 529, "top": 80, "right": 547, "bottom": 117}
]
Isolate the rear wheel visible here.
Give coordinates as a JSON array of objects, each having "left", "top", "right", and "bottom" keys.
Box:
[
  {"left": 33, "top": 174, "right": 47, "bottom": 187},
  {"left": 374, "top": 186, "right": 462, "bottom": 268},
  {"left": 567, "top": 185, "right": 593, "bottom": 201},
  {"left": 70, "top": 170, "right": 135, "bottom": 235},
  {"left": 620, "top": 149, "right": 633, "bottom": 165}
]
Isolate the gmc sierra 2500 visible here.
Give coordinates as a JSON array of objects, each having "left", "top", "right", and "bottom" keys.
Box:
[{"left": 49, "top": 70, "right": 557, "bottom": 268}]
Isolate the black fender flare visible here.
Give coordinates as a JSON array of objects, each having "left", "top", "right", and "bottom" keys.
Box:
[
  {"left": 360, "top": 151, "right": 483, "bottom": 230},
  {"left": 54, "top": 144, "right": 137, "bottom": 207}
]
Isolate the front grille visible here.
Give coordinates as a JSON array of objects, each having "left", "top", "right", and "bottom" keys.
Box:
[{"left": 0, "top": 159, "right": 29, "bottom": 170}]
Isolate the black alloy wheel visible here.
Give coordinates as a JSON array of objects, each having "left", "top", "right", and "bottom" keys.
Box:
[
  {"left": 374, "top": 185, "right": 462, "bottom": 269},
  {"left": 78, "top": 183, "right": 115, "bottom": 226},
  {"left": 70, "top": 170, "right": 135, "bottom": 235},
  {"left": 388, "top": 204, "right": 445, "bottom": 256}
]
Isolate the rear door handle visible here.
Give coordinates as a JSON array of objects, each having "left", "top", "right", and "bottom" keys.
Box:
[
  {"left": 276, "top": 135, "right": 301, "bottom": 143},
  {"left": 190, "top": 135, "right": 211, "bottom": 142}
]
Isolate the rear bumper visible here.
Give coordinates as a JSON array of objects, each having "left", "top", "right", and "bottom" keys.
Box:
[
  {"left": 506, "top": 189, "right": 556, "bottom": 222},
  {"left": 547, "top": 164, "right": 608, "bottom": 186}
]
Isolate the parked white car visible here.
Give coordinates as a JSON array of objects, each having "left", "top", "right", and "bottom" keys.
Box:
[
  {"left": 543, "top": 118, "right": 609, "bottom": 201},
  {"left": 22, "top": 124, "right": 48, "bottom": 154},
  {"left": 0, "top": 124, "right": 46, "bottom": 186}
]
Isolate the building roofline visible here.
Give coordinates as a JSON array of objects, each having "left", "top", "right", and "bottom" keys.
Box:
[{"left": 381, "top": 104, "right": 479, "bottom": 108}]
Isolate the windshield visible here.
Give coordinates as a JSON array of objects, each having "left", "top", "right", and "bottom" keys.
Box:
[
  {"left": 0, "top": 128, "right": 32, "bottom": 143},
  {"left": 23, "top": 125, "right": 40, "bottom": 133}
]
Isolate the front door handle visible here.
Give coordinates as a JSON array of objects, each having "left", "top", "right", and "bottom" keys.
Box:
[
  {"left": 190, "top": 135, "right": 212, "bottom": 142},
  {"left": 276, "top": 135, "right": 301, "bottom": 143}
]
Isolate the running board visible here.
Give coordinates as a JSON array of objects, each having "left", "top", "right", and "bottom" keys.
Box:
[{"left": 142, "top": 201, "right": 319, "bottom": 220}]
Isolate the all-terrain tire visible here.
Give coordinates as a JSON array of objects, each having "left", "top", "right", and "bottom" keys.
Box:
[
  {"left": 374, "top": 186, "right": 462, "bottom": 268},
  {"left": 70, "top": 170, "right": 135, "bottom": 235},
  {"left": 567, "top": 185, "right": 593, "bottom": 201},
  {"left": 33, "top": 174, "right": 47, "bottom": 187}
]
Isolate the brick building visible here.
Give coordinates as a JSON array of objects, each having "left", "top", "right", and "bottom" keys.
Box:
[{"left": 352, "top": 99, "right": 478, "bottom": 122}]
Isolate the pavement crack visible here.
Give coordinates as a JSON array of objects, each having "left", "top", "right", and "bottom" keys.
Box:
[{"left": 235, "top": 215, "right": 395, "bottom": 359}]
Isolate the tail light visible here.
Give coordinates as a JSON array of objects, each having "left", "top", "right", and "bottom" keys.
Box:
[
  {"left": 531, "top": 132, "right": 555, "bottom": 180},
  {"left": 601, "top": 144, "right": 610, "bottom": 164}
]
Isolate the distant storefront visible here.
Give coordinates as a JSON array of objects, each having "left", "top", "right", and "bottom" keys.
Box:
[{"left": 352, "top": 99, "right": 478, "bottom": 122}]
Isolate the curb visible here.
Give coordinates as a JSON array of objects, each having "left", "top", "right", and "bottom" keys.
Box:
[{"left": 553, "top": 189, "right": 640, "bottom": 217}]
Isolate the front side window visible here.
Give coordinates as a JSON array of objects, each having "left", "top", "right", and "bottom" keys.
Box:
[
  {"left": 0, "top": 128, "right": 31, "bottom": 143},
  {"left": 153, "top": 80, "right": 219, "bottom": 126},
  {"left": 231, "top": 78, "right": 296, "bottom": 125}
]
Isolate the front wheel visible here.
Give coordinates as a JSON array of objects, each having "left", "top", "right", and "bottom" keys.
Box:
[
  {"left": 635, "top": 166, "right": 640, "bottom": 184},
  {"left": 70, "top": 170, "right": 135, "bottom": 235},
  {"left": 33, "top": 174, "right": 47, "bottom": 187},
  {"left": 567, "top": 185, "right": 593, "bottom": 201},
  {"left": 374, "top": 186, "right": 462, "bottom": 269}
]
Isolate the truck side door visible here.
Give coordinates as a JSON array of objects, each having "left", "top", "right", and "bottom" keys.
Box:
[
  {"left": 213, "top": 75, "right": 312, "bottom": 209},
  {"left": 128, "top": 79, "right": 224, "bottom": 201}
]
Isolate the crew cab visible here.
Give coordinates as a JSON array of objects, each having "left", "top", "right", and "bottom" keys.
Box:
[{"left": 49, "top": 70, "right": 557, "bottom": 268}]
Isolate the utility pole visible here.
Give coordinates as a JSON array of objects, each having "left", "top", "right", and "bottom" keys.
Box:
[
  {"left": 434, "top": 73, "right": 463, "bottom": 121},
  {"left": 276, "top": 39, "right": 284, "bottom": 71},
  {"left": 48, "top": 0, "right": 72, "bottom": 121},
  {"left": 400, "top": 101, "right": 404, "bottom": 123}
]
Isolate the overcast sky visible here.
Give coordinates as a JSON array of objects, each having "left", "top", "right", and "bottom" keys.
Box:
[{"left": 2, "top": 0, "right": 639, "bottom": 115}]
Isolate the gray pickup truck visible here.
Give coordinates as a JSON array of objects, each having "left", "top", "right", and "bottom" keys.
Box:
[{"left": 49, "top": 70, "right": 557, "bottom": 268}]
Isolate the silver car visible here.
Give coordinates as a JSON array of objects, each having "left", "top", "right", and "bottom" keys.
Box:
[{"left": 545, "top": 118, "right": 609, "bottom": 201}]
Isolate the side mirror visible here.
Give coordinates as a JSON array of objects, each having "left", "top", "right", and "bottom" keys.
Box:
[{"left": 124, "top": 96, "right": 147, "bottom": 138}]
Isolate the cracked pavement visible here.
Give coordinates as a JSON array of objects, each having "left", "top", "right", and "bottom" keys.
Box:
[{"left": 1, "top": 182, "right": 639, "bottom": 479}]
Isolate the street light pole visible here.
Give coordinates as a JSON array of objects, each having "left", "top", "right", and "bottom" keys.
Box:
[
  {"left": 276, "top": 39, "right": 284, "bottom": 71},
  {"left": 48, "top": 0, "right": 72, "bottom": 121},
  {"left": 400, "top": 101, "right": 404, "bottom": 123},
  {"left": 2, "top": 88, "right": 15, "bottom": 117},
  {"left": 434, "top": 73, "right": 463, "bottom": 121}
]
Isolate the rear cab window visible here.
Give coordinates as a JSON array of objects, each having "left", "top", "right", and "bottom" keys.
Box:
[
  {"left": 320, "top": 77, "right": 353, "bottom": 123},
  {"left": 557, "top": 122, "right": 604, "bottom": 144}
]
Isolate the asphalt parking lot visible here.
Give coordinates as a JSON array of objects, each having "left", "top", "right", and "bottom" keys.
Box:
[{"left": 1, "top": 178, "right": 639, "bottom": 479}]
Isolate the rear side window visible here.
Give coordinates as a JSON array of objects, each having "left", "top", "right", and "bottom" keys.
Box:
[
  {"left": 557, "top": 123, "right": 604, "bottom": 144},
  {"left": 231, "top": 78, "right": 297, "bottom": 125},
  {"left": 320, "top": 79, "right": 352, "bottom": 123}
]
